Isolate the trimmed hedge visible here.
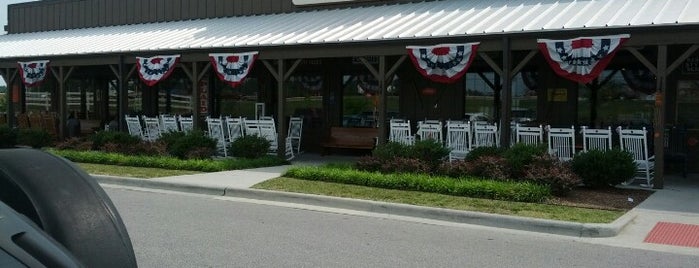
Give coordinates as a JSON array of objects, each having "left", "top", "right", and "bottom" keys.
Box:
[
  {"left": 284, "top": 166, "right": 551, "bottom": 203},
  {"left": 49, "top": 149, "right": 288, "bottom": 172}
]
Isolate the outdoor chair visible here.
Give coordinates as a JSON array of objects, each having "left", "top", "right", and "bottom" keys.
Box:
[
  {"left": 581, "top": 126, "right": 613, "bottom": 152},
  {"left": 618, "top": 127, "right": 654, "bottom": 188},
  {"left": 664, "top": 125, "right": 688, "bottom": 178},
  {"left": 178, "top": 115, "right": 194, "bottom": 133},
  {"left": 225, "top": 116, "right": 245, "bottom": 143},
  {"left": 389, "top": 119, "right": 414, "bottom": 145},
  {"left": 546, "top": 126, "right": 576, "bottom": 161},
  {"left": 141, "top": 116, "right": 162, "bottom": 142},
  {"left": 416, "top": 120, "right": 443, "bottom": 143},
  {"left": 258, "top": 120, "right": 279, "bottom": 155},
  {"left": 124, "top": 115, "right": 144, "bottom": 140},
  {"left": 206, "top": 117, "right": 228, "bottom": 157},
  {"left": 515, "top": 124, "right": 544, "bottom": 145},
  {"left": 287, "top": 116, "right": 303, "bottom": 155},
  {"left": 473, "top": 123, "right": 498, "bottom": 148},
  {"left": 446, "top": 120, "right": 471, "bottom": 161},
  {"left": 244, "top": 119, "right": 261, "bottom": 137},
  {"left": 160, "top": 114, "right": 179, "bottom": 133}
]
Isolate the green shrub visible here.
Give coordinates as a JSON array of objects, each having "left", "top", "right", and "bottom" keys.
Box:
[
  {"left": 230, "top": 135, "right": 271, "bottom": 159},
  {"left": 523, "top": 154, "right": 581, "bottom": 196},
  {"left": 372, "top": 142, "right": 413, "bottom": 160},
  {"left": 411, "top": 139, "right": 450, "bottom": 169},
  {"left": 464, "top": 146, "right": 503, "bottom": 161},
  {"left": 380, "top": 157, "right": 431, "bottom": 174},
  {"left": 284, "top": 166, "right": 550, "bottom": 202},
  {"left": 0, "top": 125, "right": 17, "bottom": 148},
  {"left": 502, "top": 143, "right": 547, "bottom": 178},
  {"left": 55, "top": 137, "right": 93, "bottom": 151},
  {"left": 571, "top": 149, "right": 636, "bottom": 188},
  {"left": 355, "top": 156, "right": 383, "bottom": 172},
  {"left": 164, "top": 130, "right": 217, "bottom": 159},
  {"left": 17, "top": 128, "right": 52, "bottom": 148},
  {"left": 91, "top": 131, "right": 140, "bottom": 150},
  {"left": 467, "top": 155, "right": 510, "bottom": 180},
  {"left": 436, "top": 160, "right": 472, "bottom": 178}
]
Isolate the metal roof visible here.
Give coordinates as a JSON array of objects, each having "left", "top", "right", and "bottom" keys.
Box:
[{"left": 0, "top": 0, "right": 698, "bottom": 59}]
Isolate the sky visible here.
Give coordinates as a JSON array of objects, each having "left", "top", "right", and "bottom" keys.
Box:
[{"left": 0, "top": 0, "right": 38, "bottom": 86}]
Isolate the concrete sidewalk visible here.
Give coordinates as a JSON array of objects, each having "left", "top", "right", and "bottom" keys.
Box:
[{"left": 93, "top": 155, "right": 699, "bottom": 253}]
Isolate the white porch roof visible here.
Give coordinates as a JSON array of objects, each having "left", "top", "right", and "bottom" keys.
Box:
[{"left": 0, "top": 0, "right": 698, "bottom": 59}]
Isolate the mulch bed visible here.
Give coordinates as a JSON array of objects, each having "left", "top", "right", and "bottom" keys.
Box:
[{"left": 547, "top": 187, "right": 655, "bottom": 211}]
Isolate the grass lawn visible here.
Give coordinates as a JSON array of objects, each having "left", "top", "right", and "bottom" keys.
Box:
[
  {"left": 77, "top": 163, "right": 201, "bottom": 178},
  {"left": 253, "top": 177, "right": 624, "bottom": 224}
]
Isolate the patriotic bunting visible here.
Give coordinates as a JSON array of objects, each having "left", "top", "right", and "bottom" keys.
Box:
[
  {"left": 209, "top": 52, "right": 259, "bottom": 88},
  {"left": 538, "top": 34, "right": 629, "bottom": 84},
  {"left": 136, "top": 55, "right": 180, "bottom": 86},
  {"left": 17, "top": 60, "right": 50, "bottom": 87},
  {"left": 407, "top": 43, "right": 479, "bottom": 84}
]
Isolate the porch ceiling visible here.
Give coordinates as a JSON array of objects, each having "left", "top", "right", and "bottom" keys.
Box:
[{"left": 0, "top": 0, "right": 698, "bottom": 60}]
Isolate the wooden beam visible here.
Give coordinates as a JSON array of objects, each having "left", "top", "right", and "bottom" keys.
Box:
[
  {"left": 511, "top": 50, "right": 537, "bottom": 78},
  {"left": 479, "top": 52, "right": 503, "bottom": 76},
  {"left": 626, "top": 47, "right": 658, "bottom": 75},
  {"left": 477, "top": 72, "right": 497, "bottom": 91},
  {"left": 385, "top": 55, "right": 407, "bottom": 83},
  {"left": 667, "top": 44, "right": 699, "bottom": 74},
  {"left": 283, "top": 59, "right": 302, "bottom": 81},
  {"left": 499, "top": 37, "right": 513, "bottom": 147},
  {"left": 358, "top": 57, "right": 380, "bottom": 80},
  {"left": 653, "top": 45, "right": 668, "bottom": 189},
  {"left": 262, "top": 60, "right": 281, "bottom": 82}
]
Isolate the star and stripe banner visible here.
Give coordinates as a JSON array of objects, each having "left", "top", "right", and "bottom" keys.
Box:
[
  {"left": 407, "top": 43, "right": 479, "bottom": 84},
  {"left": 209, "top": 52, "right": 259, "bottom": 88},
  {"left": 538, "top": 34, "right": 629, "bottom": 84},
  {"left": 17, "top": 60, "right": 50, "bottom": 87},
  {"left": 136, "top": 54, "right": 180, "bottom": 86}
]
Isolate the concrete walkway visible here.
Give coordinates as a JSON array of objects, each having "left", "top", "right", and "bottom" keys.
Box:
[{"left": 94, "top": 154, "right": 699, "bottom": 254}]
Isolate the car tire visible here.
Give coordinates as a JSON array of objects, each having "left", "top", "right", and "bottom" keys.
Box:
[{"left": 0, "top": 148, "right": 137, "bottom": 268}]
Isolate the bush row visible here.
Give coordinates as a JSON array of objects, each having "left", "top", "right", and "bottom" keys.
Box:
[
  {"left": 50, "top": 149, "right": 288, "bottom": 172},
  {"left": 284, "top": 166, "right": 551, "bottom": 203},
  {"left": 358, "top": 141, "right": 638, "bottom": 196},
  {"left": 56, "top": 130, "right": 273, "bottom": 160},
  {"left": 0, "top": 126, "right": 53, "bottom": 149}
]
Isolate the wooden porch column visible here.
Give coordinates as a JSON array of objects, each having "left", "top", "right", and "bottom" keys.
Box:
[
  {"left": 628, "top": 44, "right": 699, "bottom": 189},
  {"left": 180, "top": 62, "right": 210, "bottom": 130},
  {"left": 1, "top": 68, "right": 18, "bottom": 127},
  {"left": 359, "top": 55, "right": 406, "bottom": 145},
  {"left": 653, "top": 46, "right": 668, "bottom": 189},
  {"left": 500, "top": 37, "right": 513, "bottom": 147},
  {"left": 110, "top": 57, "right": 136, "bottom": 131},
  {"left": 263, "top": 59, "right": 301, "bottom": 158},
  {"left": 51, "top": 66, "right": 75, "bottom": 139}
]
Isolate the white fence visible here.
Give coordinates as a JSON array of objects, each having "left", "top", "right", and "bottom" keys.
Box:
[{"left": 25, "top": 91, "right": 192, "bottom": 113}]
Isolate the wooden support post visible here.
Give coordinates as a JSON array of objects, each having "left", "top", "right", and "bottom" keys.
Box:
[
  {"left": 500, "top": 37, "right": 513, "bottom": 147},
  {"left": 653, "top": 45, "right": 667, "bottom": 189},
  {"left": 51, "top": 66, "right": 75, "bottom": 139}
]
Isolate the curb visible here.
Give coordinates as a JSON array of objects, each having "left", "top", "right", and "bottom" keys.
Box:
[{"left": 94, "top": 175, "right": 635, "bottom": 238}]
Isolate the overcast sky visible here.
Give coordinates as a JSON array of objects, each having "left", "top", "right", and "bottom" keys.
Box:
[{"left": 0, "top": 0, "right": 38, "bottom": 86}]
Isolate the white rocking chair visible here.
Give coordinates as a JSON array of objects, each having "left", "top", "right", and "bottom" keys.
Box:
[
  {"left": 446, "top": 120, "right": 471, "bottom": 161},
  {"left": 618, "top": 127, "right": 654, "bottom": 188},
  {"left": 546, "top": 126, "right": 575, "bottom": 161}
]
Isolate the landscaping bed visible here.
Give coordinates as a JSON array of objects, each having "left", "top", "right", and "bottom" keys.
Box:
[{"left": 549, "top": 187, "right": 653, "bottom": 210}]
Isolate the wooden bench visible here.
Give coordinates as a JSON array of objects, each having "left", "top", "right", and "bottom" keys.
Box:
[{"left": 321, "top": 127, "right": 378, "bottom": 154}]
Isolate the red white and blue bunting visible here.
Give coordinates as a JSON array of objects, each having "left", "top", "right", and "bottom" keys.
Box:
[
  {"left": 136, "top": 55, "right": 180, "bottom": 86},
  {"left": 209, "top": 52, "right": 259, "bottom": 88},
  {"left": 537, "top": 34, "right": 629, "bottom": 84},
  {"left": 406, "top": 43, "right": 479, "bottom": 84},
  {"left": 17, "top": 60, "right": 50, "bottom": 87}
]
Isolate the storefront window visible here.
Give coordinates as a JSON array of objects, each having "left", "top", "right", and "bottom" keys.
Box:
[
  {"left": 578, "top": 70, "right": 655, "bottom": 128},
  {"left": 158, "top": 77, "right": 192, "bottom": 115},
  {"left": 676, "top": 80, "right": 699, "bottom": 128},
  {"left": 341, "top": 74, "right": 399, "bottom": 127},
  {"left": 286, "top": 75, "right": 323, "bottom": 127},
  {"left": 218, "top": 78, "right": 259, "bottom": 118}
]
